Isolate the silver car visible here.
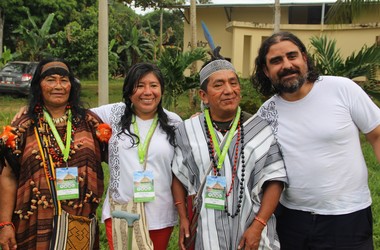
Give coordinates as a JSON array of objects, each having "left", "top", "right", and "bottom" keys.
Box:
[{"left": 0, "top": 61, "right": 38, "bottom": 96}]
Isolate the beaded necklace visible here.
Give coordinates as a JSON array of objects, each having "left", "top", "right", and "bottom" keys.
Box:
[
  {"left": 35, "top": 105, "right": 76, "bottom": 168},
  {"left": 204, "top": 110, "right": 246, "bottom": 218},
  {"left": 212, "top": 120, "right": 233, "bottom": 134}
]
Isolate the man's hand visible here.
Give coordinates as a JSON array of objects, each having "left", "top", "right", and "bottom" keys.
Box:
[{"left": 238, "top": 221, "right": 264, "bottom": 250}]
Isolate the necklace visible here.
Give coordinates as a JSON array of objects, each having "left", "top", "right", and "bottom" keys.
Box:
[
  {"left": 204, "top": 111, "right": 246, "bottom": 218},
  {"left": 36, "top": 106, "right": 76, "bottom": 167},
  {"left": 51, "top": 112, "right": 68, "bottom": 124},
  {"left": 212, "top": 120, "right": 233, "bottom": 134}
]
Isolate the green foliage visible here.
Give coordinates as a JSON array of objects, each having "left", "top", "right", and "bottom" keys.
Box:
[
  {"left": 1, "top": 0, "right": 186, "bottom": 80},
  {"left": 157, "top": 47, "right": 207, "bottom": 111},
  {"left": 310, "top": 35, "right": 380, "bottom": 80},
  {"left": 310, "top": 35, "right": 380, "bottom": 104},
  {"left": 46, "top": 7, "right": 99, "bottom": 79},
  {"left": 326, "top": 0, "right": 380, "bottom": 24},
  {"left": 0, "top": 0, "right": 97, "bottom": 52},
  {"left": 13, "top": 10, "right": 55, "bottom": 61},
  {"left": 116, "top": 24, "right": 154, "bottom": 74},
  {"left": 142, "top": 9, "right": 184, "bottom": 48},
  {"left": 239, "top": 78, "right": 264, "bottom": 114},
  {"left": 0, "top": 46, "right": 19, "bottom": 68},
  {"left": 121, "top": 0, "right": 185, "bottom": 10},
  {"left": 108, "top": 39, "right": 120, "bottom": 77}
]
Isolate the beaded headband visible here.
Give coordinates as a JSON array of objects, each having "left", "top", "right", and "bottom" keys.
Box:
[
  {"left": 199, "top": 59, "right": 236, "bottom": 86},
  {"left": 41, "top": 62, "right": 69, "bottom": 75}
]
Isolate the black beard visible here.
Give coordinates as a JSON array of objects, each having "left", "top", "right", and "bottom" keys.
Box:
[{"left": 274, "top": 70, "right": 307, "bottom": 94}]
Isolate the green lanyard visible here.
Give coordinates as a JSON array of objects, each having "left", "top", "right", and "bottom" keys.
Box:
[
  {"left": 132, "top": 114, "right": 159, "bottom": 165},
  {"left": 44, "top": 109, "right": 72, "bottom": 162},
  {"left": 204, "top": 107, "right": 241, "bottom": 169}
]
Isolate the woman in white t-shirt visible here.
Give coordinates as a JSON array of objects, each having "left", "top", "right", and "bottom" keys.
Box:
[{"left": 92, "top": 63, "right": 182, "bottom": 250}]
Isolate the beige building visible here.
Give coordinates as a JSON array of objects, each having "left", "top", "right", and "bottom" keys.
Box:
[{"left": 180, "top": 1, "right": 380, "bottom": 78}]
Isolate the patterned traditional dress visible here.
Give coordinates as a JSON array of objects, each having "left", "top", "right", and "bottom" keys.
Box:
[
  {"left": 1, "top": 110, "right": 106, "bottom": 250},
  {"left": 172, "top": 112, "right": 287, "bottom": 250}
]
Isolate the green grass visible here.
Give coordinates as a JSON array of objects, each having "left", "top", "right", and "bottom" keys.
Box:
[{"left": 1, "top": 79, "right": 379, "bottom": 249}]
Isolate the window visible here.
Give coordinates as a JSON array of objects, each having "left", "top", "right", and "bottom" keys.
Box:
[{"left": 289, "top": 5, "right": 331, "bottom": 24}]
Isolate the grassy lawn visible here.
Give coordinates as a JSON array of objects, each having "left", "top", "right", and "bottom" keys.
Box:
[{"left": 0, "top": 79, "right": 379, "bottom": 249}]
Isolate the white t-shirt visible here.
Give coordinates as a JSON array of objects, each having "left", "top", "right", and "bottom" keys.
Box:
[
  {"left": 91, "top": 102, "right": 182, "bottom": 229},
  {"left": 258, "top": 76, "right": 380, "bottom": 215}
]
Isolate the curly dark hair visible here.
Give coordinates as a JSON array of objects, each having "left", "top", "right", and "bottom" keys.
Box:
[
  {"left": 119, "top": 62, "right": 176, "bottom": 147},
  {"left": 252, "top": 31, "right": 320, "bottom": 97},
  {"left": 27, "top": 58, "right": 85, "bottom": 122}
]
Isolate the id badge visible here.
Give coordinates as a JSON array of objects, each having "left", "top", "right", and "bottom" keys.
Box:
[
  {"left": 205, "top": 175, "right": 226, "bottom": 210},
  {"left": 133, "top": 170, "right": 155, "bottom": 202},
  {"left": 56, "top": 166, "right": 79, "bottom": 200}
]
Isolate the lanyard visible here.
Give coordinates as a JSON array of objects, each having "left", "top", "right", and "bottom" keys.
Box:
[
  {"left": 132, "top": 114, "right": 158, "bottom": 165},
  {"left": 204, "top": 107, "right": 241, "bottom": 169},
  {"left": 44, "top": 109, "right": 72, "bottom": 162}
]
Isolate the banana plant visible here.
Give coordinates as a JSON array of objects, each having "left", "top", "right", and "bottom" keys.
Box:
[{"left": 13, "top": 10, "right": 55, "bottom": 61}]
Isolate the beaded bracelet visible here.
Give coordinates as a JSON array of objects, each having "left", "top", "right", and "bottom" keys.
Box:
[
  {"left": 0, "top": 222, "right": 15, "bottom": 231},
  {"left": 254, "top": 216, "right": 267, "bottom": 227}
]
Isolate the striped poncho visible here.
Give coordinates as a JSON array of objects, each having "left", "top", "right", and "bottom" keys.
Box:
[{"left": 172, "top": 112, "right": 287, "bottom": 250}]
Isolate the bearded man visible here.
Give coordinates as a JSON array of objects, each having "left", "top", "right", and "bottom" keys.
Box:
[{"left": 253, "top": 31, "right": 380, "bottom": 250}]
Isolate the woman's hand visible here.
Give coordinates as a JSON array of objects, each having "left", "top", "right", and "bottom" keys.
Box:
[
  {"left": 178, "top": 217, "right": 190, "bottom": 250},
  {"left": 0, "top": 226, "right": 17, "bottom": 250}
]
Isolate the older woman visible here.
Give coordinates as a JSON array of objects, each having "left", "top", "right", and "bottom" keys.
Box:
[{"left": 0, "top": 58, "right": 107, "bottom": 250}]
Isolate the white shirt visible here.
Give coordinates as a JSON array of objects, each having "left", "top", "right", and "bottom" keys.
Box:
[
  {"left": 92, "top": 102, "right": 182, "bottom": 229},
  {"left": 259, "top": 76, "right": 380, "bottom": 215}
]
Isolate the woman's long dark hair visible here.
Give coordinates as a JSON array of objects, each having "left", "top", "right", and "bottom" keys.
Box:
[
  {"left": 252, "top": 31, "right": 320, "bottom": 97},
  {"left": 119, "top": 62, "right": 176, "bottom": 147},
  {"left": 27, "top": 58, "right": 85, "bottom": 121}
]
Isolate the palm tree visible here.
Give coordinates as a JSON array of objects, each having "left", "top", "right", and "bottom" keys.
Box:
[
  {"left": 310, "top": 35, "right": 380, "bottom": 79},
  {"left": 326, "top": 0, "right": 380, "bottom": 24},
  {"left": 310, "top": 35, "right": 380, "bottom": 104}
]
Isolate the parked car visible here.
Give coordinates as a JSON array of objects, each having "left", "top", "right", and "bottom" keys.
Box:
[{"left": 0, "top": 61, "right": 38, "bottom": 96}]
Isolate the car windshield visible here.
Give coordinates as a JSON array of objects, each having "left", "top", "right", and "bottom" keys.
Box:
[{"left": 1, "top": 64, "right": 27, "bottom": 74}]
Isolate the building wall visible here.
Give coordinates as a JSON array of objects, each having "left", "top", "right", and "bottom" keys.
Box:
[{"left": 183, "top": 5, "right": 380, "bottom": 79}]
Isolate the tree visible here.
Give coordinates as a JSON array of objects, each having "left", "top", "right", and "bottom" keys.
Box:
[
  {"left": 326, "top": 0, "right": 380, "bottom": 24},
  {"left": 0, "top": 8, "right": 3, "bottom": 58},
  {"left": 157, "top": 47, "right": 207, "bottom": 111},
  {"left": 142, "top": 9, "right": 184, "bottom": 48},
  {"left": 0, "top": 0, "right": 97, "bottom": 53},
  {"left": 122, "top": 0, "right": 185, "bottom": 10},
  {"left": 310, "top": 35, "right": 380, "bottom": 104},
  {"left": 116, "top": 22, "right": 154, "bottom": 75},
  {"left": 46, "top": 6, "right": 99, "bottom": 79},
  {"left": 310, "top": 35, "right": 380, "bottom": 80},
  {"left": 13, "top": 10, "right": 55, "bottom": 61}
]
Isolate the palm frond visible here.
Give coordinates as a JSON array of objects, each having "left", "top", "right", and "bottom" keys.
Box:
[
  {"left": 326, "top": 0, "right": 380, "bottom": 24},
  {"left": 310, "top": 35, "right": 344, "bottom": 75}
]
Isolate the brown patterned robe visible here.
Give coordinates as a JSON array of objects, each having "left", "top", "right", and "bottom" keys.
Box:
[{"left": 5, "top": 110, "right": 105, "bottom": 250}]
